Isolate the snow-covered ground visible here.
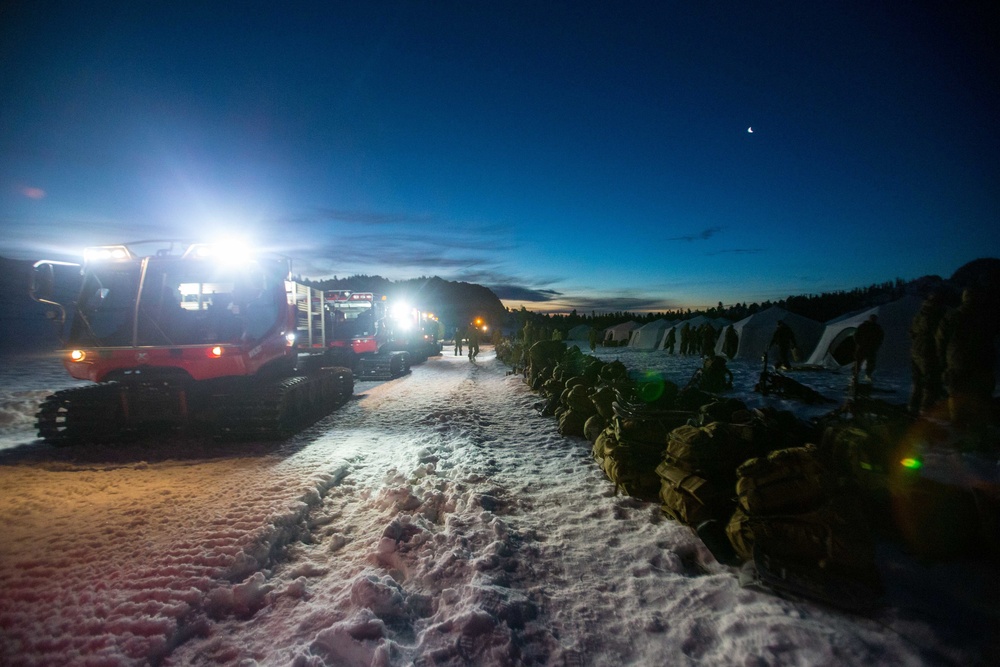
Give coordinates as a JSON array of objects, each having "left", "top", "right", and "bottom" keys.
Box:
[{"left": 0, "top": 347, "right": 996, "bottom": 666}]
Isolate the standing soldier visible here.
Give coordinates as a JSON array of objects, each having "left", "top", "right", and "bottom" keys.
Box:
[
  {"left": 936, "top": 288, "right": 996, "bottom": 430},
  {"left": 468, "top": 323, "right": 481, "bottom": 361},
  {"left": 700, "top": 322, "right": 717, "bottom": 357},
  {"left": 908, "top": 291, "right": 947, "bottom": 414},
  {"left": 454, "top": 327, "right": 464, "bottom": 356},
  {"left": 679, "top": 322, "right": 691, "bottom": 355},
  {"left": 769, "top": 320, "right": 797, "bottom": 370},
  {"left": 588, "top": 327, "right": 598, "bottom": 353},
  {"left": 853, "top": 314, "right": 885, "bottom": 383},
  {"left": 664, "top": 326, "right": 676, "bottom": 354}
]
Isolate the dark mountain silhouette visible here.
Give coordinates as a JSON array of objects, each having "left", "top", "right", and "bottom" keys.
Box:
[{"left": 302, "top": 275, "right": 509, "bottom": 335}]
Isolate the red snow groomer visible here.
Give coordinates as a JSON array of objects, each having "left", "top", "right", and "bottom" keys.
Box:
[
  {"left": 324, "top": 291, "right": 411, "bottom": 380},
  {"left": 29, "top": 240, "right": 353, "bottom": 444}
]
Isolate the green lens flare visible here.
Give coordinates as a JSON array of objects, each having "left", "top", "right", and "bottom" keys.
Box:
[
  {"left": 636, "top": 370, "right": 665, "bottom": 403},
  {"left": 900, "top": 457, "right": 922, "bottom": 470}
]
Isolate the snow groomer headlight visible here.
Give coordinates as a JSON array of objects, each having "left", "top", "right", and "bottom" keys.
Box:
[
  {"left": 83, "top": 245, "right": 132, "bottom": 262},
  {"left": 69, "top": 349, "right": 86, "bottom": 362}
]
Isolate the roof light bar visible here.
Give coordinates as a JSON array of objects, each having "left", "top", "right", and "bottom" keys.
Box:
[{"left": 83, "top": 245, "right": 134, "bottom": 262}]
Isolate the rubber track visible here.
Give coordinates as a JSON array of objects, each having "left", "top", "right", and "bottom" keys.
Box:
[
  {"left": 36, "top": 382, "right": 126, "bottom": 446},
  {"left": 356, "top": 352, "right": 410, "bottom": 382},
  {"left": 213, "top": 367, "right": 353, "bottom": 440},
  {"left": 35, "top": 368, "right": 353, "bottom": 445}
]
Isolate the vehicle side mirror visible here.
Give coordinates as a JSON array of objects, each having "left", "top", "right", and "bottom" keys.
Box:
[{"left": 29, "top": 259, "right": 80, "bottom": 329}]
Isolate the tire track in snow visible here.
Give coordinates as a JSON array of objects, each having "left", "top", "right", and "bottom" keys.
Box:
[{"left": 167, "top": 351, "right": 567, "bottom": 665}]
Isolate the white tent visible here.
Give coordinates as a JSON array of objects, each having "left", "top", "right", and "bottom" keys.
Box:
[
  {"left": 604, "top": 321, "right": 639, "bottom": 345},
  {"left": 714, "top": 306, "right": 825, "bottom": 363},
  {"left": 567, "top": 324, "right": 594, "bottom": 342},
  {"left": 670, "top": 316, "right": 722, "bottom": 354},
  {"left": 680, "top": 315, "right": 713, "bottom": 330},
  {"left": 657, "top": 322, "right": 680, "bottom": 350},
  {"left": 805, "top": 295, "right": 923, "bottom": 372},
  {"left": 628, "top": 319, "right": 674, "bottom": 350}
]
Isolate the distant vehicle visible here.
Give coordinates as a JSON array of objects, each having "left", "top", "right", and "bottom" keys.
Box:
[
  {"left": 29, "top": 240, "right": 353, "bottom": 444},
  {"left": 324, "top": 291, "right": 442, "bottom": 380}
]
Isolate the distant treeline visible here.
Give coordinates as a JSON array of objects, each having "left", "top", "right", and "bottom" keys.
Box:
[
  {"left": 286, "top": 257, "right": 1000, "bottom": 339},
  {"left": 303, "top": 272, "right": 930, "bottom": 337},
  {"left": 513, "top": 277, "right": 940, "bottom": 335}
]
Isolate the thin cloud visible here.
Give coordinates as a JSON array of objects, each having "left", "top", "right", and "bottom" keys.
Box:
[
  {"left": 539, "top": 294, "right": 686, "bottom": 313},
  {"left": 705, "top": 248, "right": 764, "bottom": 256},
  {"left": 666, "top": 226, "right": 724, "bottom": 242},
  {"left": 314, "top": 209, "right": 434, "bottom": 225},
  {"left": 489, "top": 285, "right": 562, "bottom": 302}
]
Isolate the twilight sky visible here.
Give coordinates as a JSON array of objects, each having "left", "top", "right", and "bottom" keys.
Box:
[{"left": 1, "top": 1, "right": 997, "bottom": 313}]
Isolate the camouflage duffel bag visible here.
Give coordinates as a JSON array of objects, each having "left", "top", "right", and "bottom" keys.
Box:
[
  {"left": 562, "top": 384, "right": 597, "bottom": 417},
  {"left": 698, "top": 398, "right": 748, "bottom": 425},
  {"left": 598, "top": 360, "right": 629, "bottom": 384},
  {"left": 529, "top": 366, "right": 550, "bottom": 390},
  {"left": 665, "top": 423, "right": 750, "bottom": 479},
  {"left": 542, "top": 377, "right": 566, "bottom": 398},
  {"left": 656, "top": 461, "right": 732, "bottom": 526},
  {"left": 590, "top": 385, "right": 617, "bottom": 420},
  {"left": 584, "top": 414, "right": 608, "bottom": 444},
  {"left": 823, "top": 424, "right": 893, "bottom": 491},
  {"left": 735, "top": 444, "right": 833, "bottom": 516},
  {"left": 528, "top": 340, "right": 566, "bottom": 370},
  {"left": 592, "top": 426, "right": 618, "bottom": 461},
  {"left": 558, "top": 407, "right": 588, "bottom": 437},
  {"left": 613, "top": 403, "right": 693, "bottom": 446},
  {"left": 615, "top": 417, "right": 670, "bottom": 446},
  {"left": 726, "top": 498, "right": 878, "bottom": 578},
  {"left": 537, "top": 394, "right": 560, "bottom": 417},
  {"left": 604, "top": 447, "right": 661, "bottom": 501}
]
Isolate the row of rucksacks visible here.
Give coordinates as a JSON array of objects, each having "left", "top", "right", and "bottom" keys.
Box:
[{"left": 511, "top": 341, "right": 884, "bottom": 609}]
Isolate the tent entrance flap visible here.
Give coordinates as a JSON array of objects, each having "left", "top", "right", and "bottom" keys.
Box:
[{"left": 829, "top": 327, "right": 857, "bottom": 366}]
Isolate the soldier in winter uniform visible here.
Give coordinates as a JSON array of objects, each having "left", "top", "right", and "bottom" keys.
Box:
[
  {"left": 852, "top": 314, "right": 885, "bottom": 383},
  {"left": 696, "top": 355, "right": 734, "bottom": 393},
  {"left": 936, "top": 288, "right": 997, "bottom": 430},
  {"left": 908, "top": 291, "right": 947, "bottom": 414},
  {"left": 468, "top": 325, "right": 480, "bottom": 361},
  {"left": 700, "top": 322, "right": 717, "bottom": 357},
  {"left": 664, "top": 327, "right": 676, "bottom": 354},
  {"left": 769, "top": 320, "right": 798, "bottom": 370},
  {"left": 679, "top": 322, "right": 691, "bottom": 355}
]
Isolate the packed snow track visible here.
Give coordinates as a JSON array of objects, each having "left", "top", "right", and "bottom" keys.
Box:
[{"left": 0, "top": 348, "right": 989, "bottom": 665}]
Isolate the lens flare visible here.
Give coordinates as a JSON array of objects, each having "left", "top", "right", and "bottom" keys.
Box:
[{"left": 635, "top": 370, "right": 665, "bottom": 403}]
